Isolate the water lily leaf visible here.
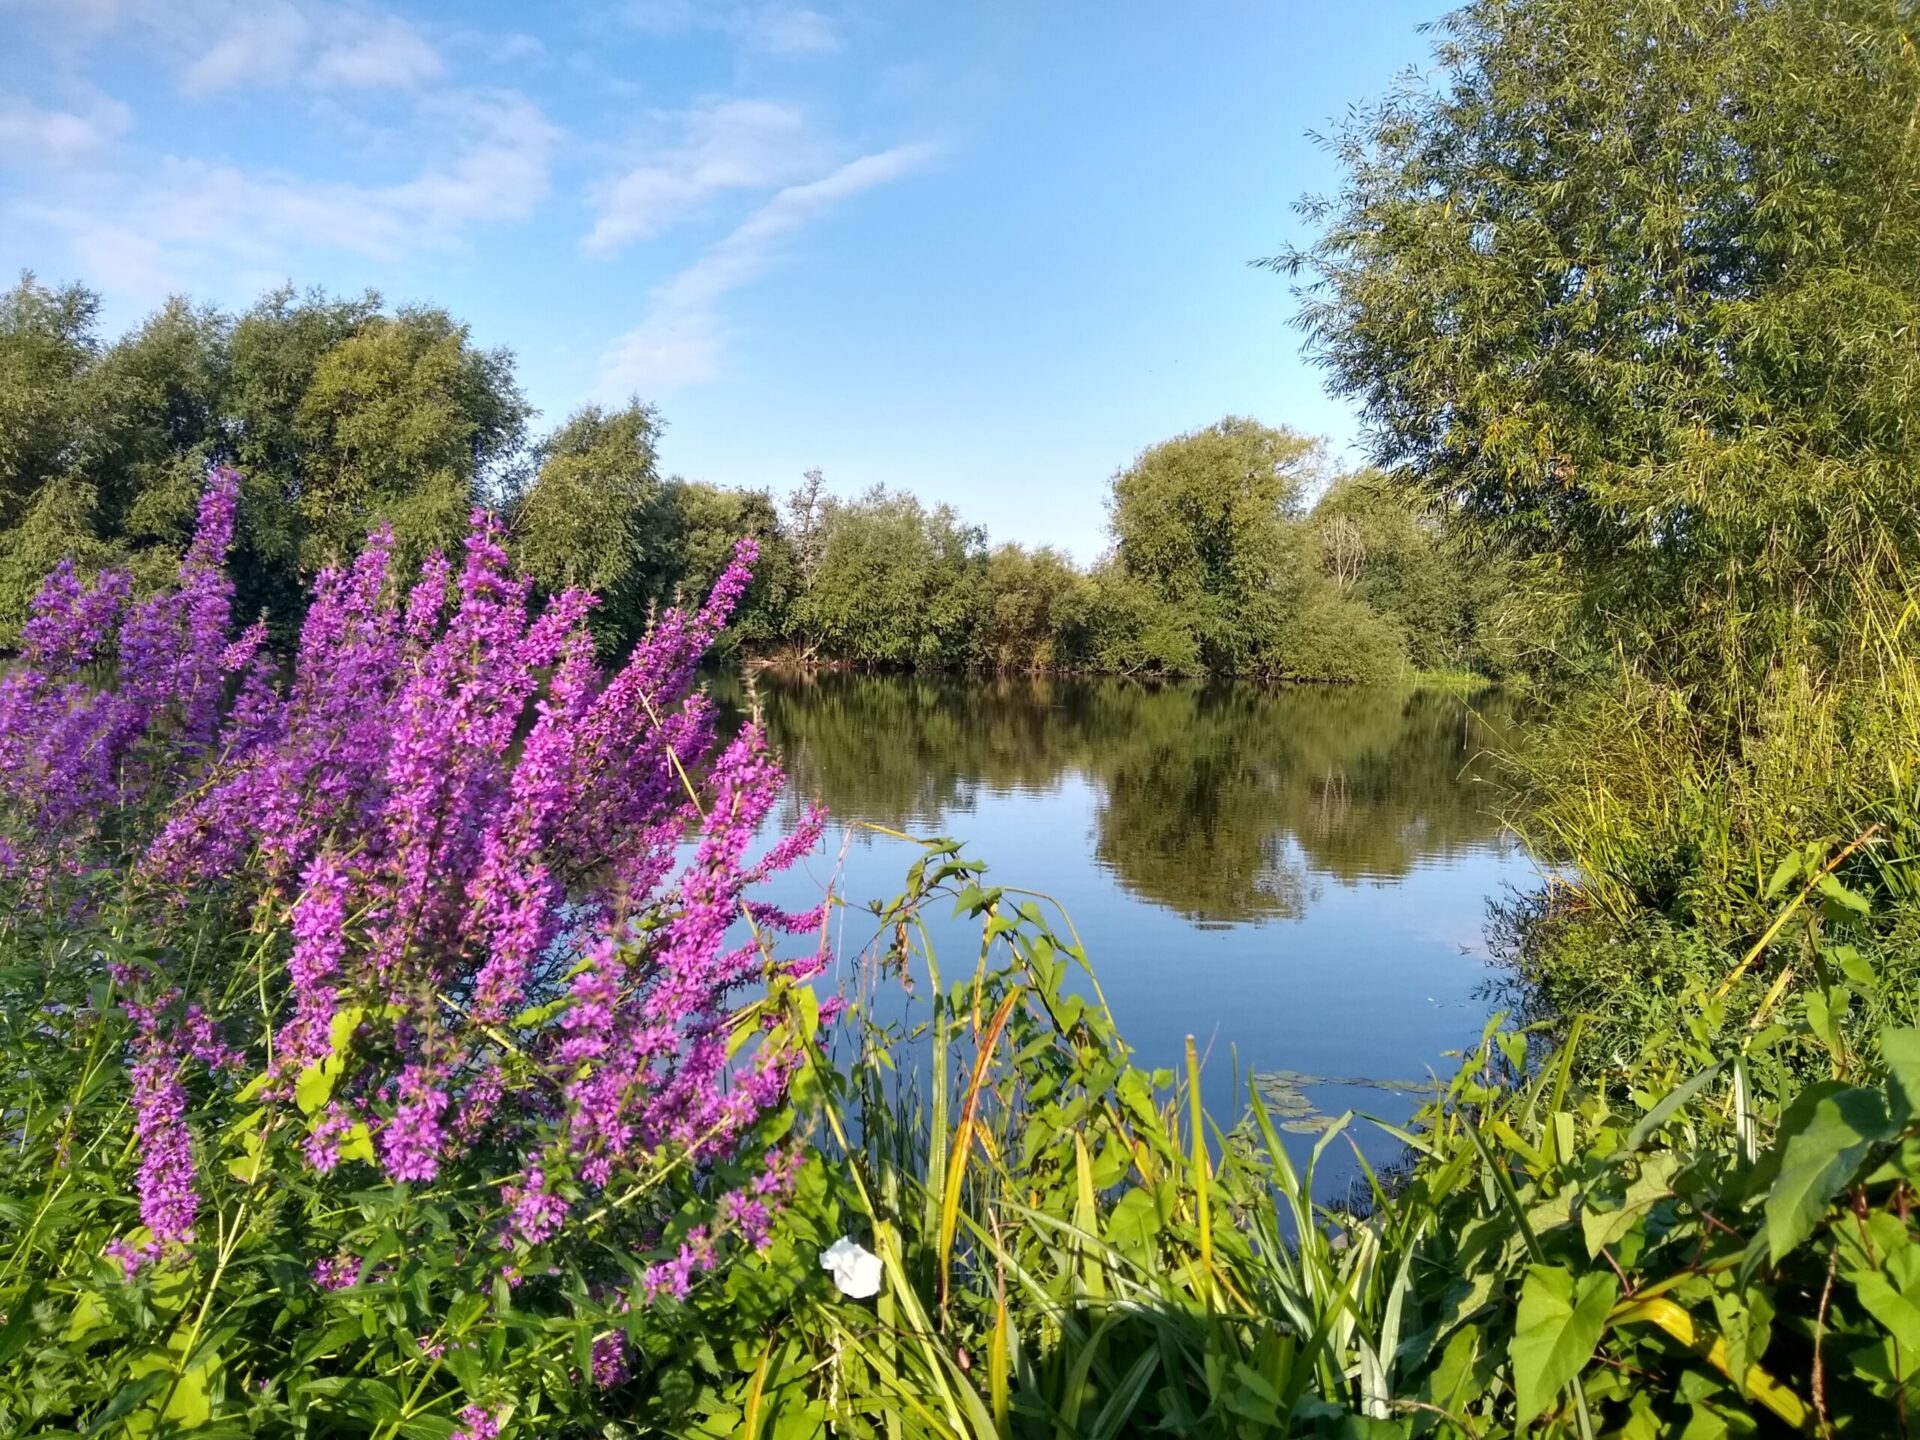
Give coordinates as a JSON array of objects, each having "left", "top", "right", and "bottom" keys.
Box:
[{"left": 1511, "top": 1264, "right": 1616, "bottom": 1423}]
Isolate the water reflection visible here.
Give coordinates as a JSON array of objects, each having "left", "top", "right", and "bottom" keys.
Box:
[{"left": 718, "top": 672, "right": 1515, "bottom": 927}]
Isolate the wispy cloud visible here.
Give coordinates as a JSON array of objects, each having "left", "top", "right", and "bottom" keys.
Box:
[
  {"left": 583, "top": 99, "right": 827, "bottom": 255},
  {"left": 618, "top": 1, "right": 842, "bottom": 57},
  {"left": 308, "top": 12, "right": 444, "bottom": 90},
  {"left": 11, "top": 0, "right": 446, "bottom": 96},
  {"left": 597, "top": 142, "right": 934, "bottom": 394},
  {"left": 179, "top": 2, "right": 310, "bottom": 95},
  {"left": 0, "top": 92, "right": 132, "bottom": 168},
  {"left": 11, "top": 88, "right": 558, "bottom": 296}
]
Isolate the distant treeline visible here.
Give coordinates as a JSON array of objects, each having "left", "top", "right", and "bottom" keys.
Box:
[{"left": 0, "top": 275, "right": 1512, "bottom": 680}]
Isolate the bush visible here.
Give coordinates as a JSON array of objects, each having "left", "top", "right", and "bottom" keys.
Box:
[
  {"left": 0, "top": 469, "right": 835, "bottom": 1435},
  {"left": 1266, "top": 587, "right": 1406, "bottom": 684}
]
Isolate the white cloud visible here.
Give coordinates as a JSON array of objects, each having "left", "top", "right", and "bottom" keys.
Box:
[
  {"left": 0, "top": 93, "right": 132, "bottom": 167},
  {"left": 618, "top": 0, "right": 840, "bottom": 56},
  {"left": 584, "top": 99, "right": 827, "bottom": 255},
  {"left": 181, "top": 2, "right": 311, "bottom": 95},
  {"left": 12, "top": 0, "right": 446, "bottom": 96},
  {"left": 10, "top": 88, "right": 559, "bottom": 294},
  {"left": 596, "top": 142, "right": 932, "bottom": 393},
  {"left": 753, "top": 5, "right": 839, "bottom": 56},
  {"left": 312, "top": 13, "right": 445, "bottom": 89}
]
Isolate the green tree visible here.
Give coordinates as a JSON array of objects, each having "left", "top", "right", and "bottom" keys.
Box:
[
  {"left": 0, "top": 280, "right": 535, "bottom": 643},
  {"left": 0, "top": 275, "right": 97, "bottom": 523},
  {"left": 1107, "top": 417, "right": 1324, "bottom": 672},
  {"left": 292, "top": 305, "right": 527, "bottom": 574},
  {"left": 974, "top": 542, "right": 1079, "bottom": 671},
  {"left": 1309, "top": 469, "right": 1497, "bottom": 673},
  {"left": 792, "top": 486, "right": 985, "bottom": 668},
  {"left": 0, "top": 278, "right": 106, "bottom": 634},
  {"left": 508, "top": 402, "right": 669, "bottom": 643},
  {"left": 661, "top": 478, "right": 793, "bottom": 651},
  {"left": 1280, "top": 0, "right": 1920, "bottom": 684}
]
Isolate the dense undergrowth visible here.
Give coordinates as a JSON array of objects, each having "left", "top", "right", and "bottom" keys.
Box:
[
  {"left": 8, "top": 0, "right": 1920, "bottom": 1431},
  {"left": 3, "top": 466, "right": 1918, "bottom": 1436}
]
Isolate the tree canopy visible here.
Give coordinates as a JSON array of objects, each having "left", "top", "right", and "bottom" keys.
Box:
[
  {"left": 0, "top": 276, "right": 528, "bottom": 639},
  {"left": 0, "top": 274, "right": 1506, "bottom": 679},
  {"left": 1279, "top": 0, "right": 1920, "bottom": 683}
]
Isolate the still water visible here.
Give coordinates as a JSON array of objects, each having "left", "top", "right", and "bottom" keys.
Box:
[{"left": 718, "top": 672, "right": 1539, "bottom": 1174}]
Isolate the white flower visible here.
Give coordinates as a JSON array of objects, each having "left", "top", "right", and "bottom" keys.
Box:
[{"left": 820, "top": 1235, "right": 883, "bottom": 1299}]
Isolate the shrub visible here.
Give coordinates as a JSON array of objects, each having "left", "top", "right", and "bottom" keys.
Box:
[
  {"left": 1266, "top": 587, "right": 1406, "bottom": 684},
  {"left": 0, "top": 468, "right": 835, "bottom": 1435}
]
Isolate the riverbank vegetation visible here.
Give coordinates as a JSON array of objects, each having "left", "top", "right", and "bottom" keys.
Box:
[
  {"left": 3, "top": 0, "right": 1919, "bottom": 1433},
  {"left": 0, "top": 279, "right": 1504, "bottom": 681}
]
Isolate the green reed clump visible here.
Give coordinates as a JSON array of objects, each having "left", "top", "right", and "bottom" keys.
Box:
[
  {"left": 1494, "top": 580, "right": 1920, "bottom": 1077},
  {"left": 674, "top": 838, "right": 1920, "bottom": 1436}
]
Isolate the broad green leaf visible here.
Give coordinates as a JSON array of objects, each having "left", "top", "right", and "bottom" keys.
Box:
[
  {"left": 1762, "top": 1086, "right": 1894, "bottom": 1264},
  {"left": 1882, "top": 1027, "right": 1920, "bottom": 1121},
  {"left": 1582, "top": 1154, "right": 1677, "bottom": 1258},
  {"left": 1814, "top": 871, "right": 1870, "bottom": 916},
  {"left": 337, "top": 1122, "right": 377, "bottom": 1165},
  {"left": 1763, "top": 853, "right": 1801, "bottom": 900},
  {"left": 295, "top": 1055, "right": 341, "bottom": 1116},
  {"left": 1511, "top": 1264, "right": 1617, "bottom": 1423},
  {"left": 1852, "top": 1269, "right": 1920, "bottom": 1379},
  {"left": 1711, "top": 1287, "right": 1773, "bottom": 1399}
]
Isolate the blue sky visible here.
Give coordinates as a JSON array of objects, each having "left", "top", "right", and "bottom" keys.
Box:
[{"left": 0, "top": 1, "right": 1447, "bottom": 557}]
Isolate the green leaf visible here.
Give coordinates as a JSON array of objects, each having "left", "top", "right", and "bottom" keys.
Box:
[
  {"left": 1711, "top": 1287, "right": 1773, "bottom": 1398},
  {"left": 1624, "top": 1062, "right": 1724, "bottom": 1153},
  {"left": 1510, "top": 1264, "right": 1617, "bottom": 1423},
  {"left": 1764, "top": 853, "right": 1802, "bottom": 900},
  {"left": 83, "top": 1373, "right": 168, "bottom": 1435},
  {"left": 1854, "top": 1273, "right": 1920, "bottom": 1378},
  {"left": 295, "top": 1056, "right": 341, "bottom": 1116},
  {"left": 0, "top": 1280, "right": 43, "bottom": 1365},
  {"left": 337, "top": 1122, "right": 376, "bottom": 1165},
  {"left": 1762, "top": 1086, "right": 1895, "bottom": 1264},
  {"left": 1581, "top": 1154, "right": 1676, "bottom": 1258},
  {"left": 1882, "top": 1027, "right": 1920, "bottom": 1121},
  {"left": 1814, "top": 871, "right": 1870, "bottom": 916}
]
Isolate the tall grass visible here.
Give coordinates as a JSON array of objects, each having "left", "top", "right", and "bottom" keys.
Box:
[{"left": 716, "top": 837, "right": 1920, "bottom": 1436}]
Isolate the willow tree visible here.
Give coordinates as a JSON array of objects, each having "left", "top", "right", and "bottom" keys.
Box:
[
  {"left": 1106, "top": 417, "right": 1325, "bottom": 674},
  {"left": 1279, "top": 0, "right": 1920, "bottom": 688}
]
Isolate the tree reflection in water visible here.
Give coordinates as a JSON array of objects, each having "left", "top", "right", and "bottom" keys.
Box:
[{"left": 712, "top": 671, "right": 1516, "bottom": 927}]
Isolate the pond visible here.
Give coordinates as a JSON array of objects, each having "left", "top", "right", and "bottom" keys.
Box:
[{"left": 716, "top": 671, "right": 1540, "bottom": 1182}]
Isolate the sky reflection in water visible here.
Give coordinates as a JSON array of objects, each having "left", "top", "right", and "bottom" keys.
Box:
[{"left": 717, "top": 673, "right": 1542, "bottom": 1185}]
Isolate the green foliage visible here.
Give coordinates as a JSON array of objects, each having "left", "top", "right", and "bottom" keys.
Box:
[
  {"left": 0, "top": 274, "right": 1502, "bottom": 678},
  {"left": 659, "top": 479, "right": 795, "bottom": 650},
  {"left": 1309, "top": 471, "right": 1511, "bottom": 676},
  {"left": 674, "top": 841, "right": 1920, "bottom": 1435},
  {"left": 1282, "top": 0, "right": 1920, "bottom": 688},
  {"left": 790, "top": 486, "right": 986, "bottom": 669},
  {"left": 0, "top": 276, "right": 529, "bottom": 643},
  {"left": 507, "top": 401, "right": 671, "bottom": 642},
  {"left": 972, "top": 544, "right": 1079, "bottom": 672},
  {"left": 1109, "top": 417, "right": 1317, "bottom": 613},
  {"left": 291, "top": 305, "right": 527, "bottom": 575},
  {"left": 0, "top": 899, "right": 826, "bottom": 1438}
]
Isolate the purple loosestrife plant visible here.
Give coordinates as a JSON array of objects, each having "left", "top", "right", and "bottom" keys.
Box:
[{"left": 0, "top": 467, "right": 837, "bottom": 1435}]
